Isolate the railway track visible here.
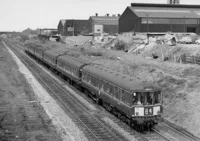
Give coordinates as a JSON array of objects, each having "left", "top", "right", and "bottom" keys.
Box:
[
  {"left": 157, "top": 120, "right": 200, "bottom": 141},
  {"left": 3, "top": 41, "right": 125, "bottom": 141},
  {"left": 3, "top": 39, "right": 195, "bottom": 141}
]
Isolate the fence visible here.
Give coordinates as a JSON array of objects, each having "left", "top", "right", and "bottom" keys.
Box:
[{"left": 180, "top": 54, "right": 200, "bottom": 65}]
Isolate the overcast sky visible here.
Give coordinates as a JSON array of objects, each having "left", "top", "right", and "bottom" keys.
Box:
[{"left": 1, "top": 0, "right": 200, "bottom": 31}]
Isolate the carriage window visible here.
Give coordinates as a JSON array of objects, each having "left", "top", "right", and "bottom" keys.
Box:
[
  {"left": 143, "top": 92, "right": 153, "bottom": 105},
  {"left": 88, "top": 74, "right": 91, "bottom": 84},
  {"left": 109, "top": 84, "right": 114, "bottom": 96},
  {"left": 115, "top": 87, "right": 120, "bottom": 100},
  {"left": 124, "top": 91, "right": 131, "bottom": 106},
  {"left": 82, "top": 72, "right": 86, "bottom": 80},
  {"left": 96, "top": 78, "right": 99, "bottom": 88},
  {"left": 93, "top": 76, "right": 97, "bottom": 87},
  {"left": 104, "top": 82, "right": 109, "bottom": 93},
  {"left": 84, "top": 73, "right": 87, "bottom": 81},
  {"left": 120, "top": 89, "right": 124, "bottom": 101},
  {"left": 121, "top": 90, "right": 126, "bottom": 103},
  {"left": 154, "top": 91, "right": 161, "bottom": 104},
  {"left": 99, "top": 79, "right": 102, "bottom": 89},
  {"left": 106, "top": 83, "right": 110, "bottom": 93},
  {"left": 132, "top": 92, "right": 144, "bottom": 105}
]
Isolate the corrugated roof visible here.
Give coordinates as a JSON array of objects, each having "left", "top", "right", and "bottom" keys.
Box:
[
  {"left": 131, "top": 3, "right": 200, "bottom": 8},
  {"left": 129, "top": 6, "right": 200, "bottom": 18},
  {"left": 90, "top": 16, "right": 119, "bottom": 25}
]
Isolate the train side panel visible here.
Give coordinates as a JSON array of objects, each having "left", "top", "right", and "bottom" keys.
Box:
[
  {"left": 34, "top": 47, "right": 46, "bottom": 61},
  {"left": 56, "top": 56, "right": 86, "bottom": 83},
  {"left": 81, "top": 69, "right": 133, "bottom": 117},
  {"left": 43, "top": 51, "right": 58, "bottom": 69}
]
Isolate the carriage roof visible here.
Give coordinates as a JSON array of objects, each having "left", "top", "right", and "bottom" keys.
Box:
[
  {"left": 82, "top": 64, "right": 160, "bottom": 92},
  {"left": 57, "top": 55, "right": 89, "bottom": 68}
]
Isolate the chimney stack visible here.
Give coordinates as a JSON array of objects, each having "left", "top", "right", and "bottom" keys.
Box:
[
  {"left": 117, "top": 14, "right": 121, "bottom": 17},
  {"left": 106, "top": 13, "right": 109, "bottom": 17},
  {"left": 95, "top": 13, "right": 98, "bottom": 16}
]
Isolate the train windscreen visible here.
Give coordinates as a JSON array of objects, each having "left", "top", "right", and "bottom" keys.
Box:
[{"left": 132, "top": 91, "right": 161, "bottom": 105}]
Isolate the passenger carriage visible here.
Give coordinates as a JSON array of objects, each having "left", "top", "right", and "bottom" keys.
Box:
[
  {"left": 43, "top": 50, "right": 59, "bottom": 69},
  {"left": 56, "top": 56, "right": 89, "bottom": 84},
  {"left": 81, "top": 64, "right": 163, "bottom": 129},
  {"left": 34, "top": 47, "right": 47, "bottom": 61},
  {"left": 25, "top": 45, "right": 35, "bottom": 56}
]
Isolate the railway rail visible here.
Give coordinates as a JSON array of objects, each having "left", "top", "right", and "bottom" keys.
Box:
[
  {"left": 3, "top": 41, "right": 125, "bottom": 141},
  {"left": 2, "top": 39, "right": 198, "bottom": 141}
]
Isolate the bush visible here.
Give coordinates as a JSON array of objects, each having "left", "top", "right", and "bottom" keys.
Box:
[
  {"left": 87, "top": 52, "right": 102, "bottom": 57},
  {"left": 114, "top": 40, "right": 127, "bottom": 50},
  {"left": 20, "top": 34, "right": 29, "bottom": 42}
]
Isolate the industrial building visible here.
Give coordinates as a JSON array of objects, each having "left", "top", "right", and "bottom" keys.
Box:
[
  {"left": 57, "top": 19, "right": 90, "bottom": 36},
  {"left": 64, "top": 20, "right": 90, "bottom": 36},
  {"left": 119, "top": 3, "right": 200, "bottom": 34},
  {"left": 89, "top": 14, "right": 119, "bottom": 35},
  {"left": 57, "top": 20, "right": 66, "bottom": 36}
]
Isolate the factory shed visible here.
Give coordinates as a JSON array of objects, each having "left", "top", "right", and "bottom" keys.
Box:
[
  {"left": 89, "top": 14, "right": 119, "bottom": 35},
  {"left": 119, "top": 3, "right": 200, "bottom": 34},
  {"left": 57, "top": 20, "right": 66, "bottom": 36},
  {"left": 63, "top": 20, "right": 90, "bottom": 36}
]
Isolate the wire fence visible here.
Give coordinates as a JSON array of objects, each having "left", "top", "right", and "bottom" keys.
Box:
[
  {"left": 167, "top": 54, "right": 200, "bottom": 65},
  {"left": 180, "top": 54, "right": 200, "bottom": 65}
]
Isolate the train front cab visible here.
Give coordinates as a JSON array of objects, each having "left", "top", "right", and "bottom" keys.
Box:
[{"left": 131, "top": 90, "right": 163, "bottom": 128}]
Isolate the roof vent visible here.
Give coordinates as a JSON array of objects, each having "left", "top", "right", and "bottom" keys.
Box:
[
  {"left": 95, "top": 13, "right": 98, "bottom": 16},
  {"left": 106, "top": 13, "right": 109, "bottom": 17}
]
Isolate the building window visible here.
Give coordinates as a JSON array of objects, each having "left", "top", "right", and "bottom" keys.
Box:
[
  {"left": 170, "top": 19, "right": 184, "bottom": 24},
  {"left": 185, "top": 19, "right": 198, "bottom": 24},
  {"left": 141, "top": 18, "right": 198, "bottom": 25},
  {"left": 141, "top": 18, "right": 170, "bottom": 24}
]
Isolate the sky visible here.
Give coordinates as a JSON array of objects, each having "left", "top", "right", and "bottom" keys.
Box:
[{"left": 1, "top": 0, "right": 200, "bottom": 32}]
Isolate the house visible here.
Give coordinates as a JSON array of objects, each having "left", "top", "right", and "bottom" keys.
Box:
[{"left": 119, "top": 3, "right": 200, "bottom": 34}]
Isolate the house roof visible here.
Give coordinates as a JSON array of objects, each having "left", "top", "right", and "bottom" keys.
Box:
[
  {"left": 90, "top": 16, "right": 119, "bottom": 25},
  {"left": 128, "top": 3, "right": 200, "bottom": 18}
]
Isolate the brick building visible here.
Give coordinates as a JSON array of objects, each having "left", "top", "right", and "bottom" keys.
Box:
[{"left": 119, "top": 3, "right": 200, "bottom": 34}]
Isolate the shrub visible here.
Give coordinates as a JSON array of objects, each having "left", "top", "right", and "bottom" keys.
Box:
[{"left": 114, "top": 40, "right": 127, "bottom": 50}]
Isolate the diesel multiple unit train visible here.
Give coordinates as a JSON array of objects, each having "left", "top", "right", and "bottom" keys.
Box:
[{"left": 25, "top": 45, "right": 163, "bottom": 131}]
